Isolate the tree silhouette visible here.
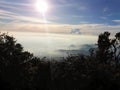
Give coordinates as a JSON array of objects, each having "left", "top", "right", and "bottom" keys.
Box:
[
  {"left": 97, "top": 32, "right": 111, "bottom": 62},
  {"left": 0, "top": 31, "right": 120, "bottom": 90},
  {"left": 52, "top": 31, "right": 120, "bottom": 90},
  {"left": 0, "top": 33, "right": 34, "bottom": 89},
  {"left": 0, "top": 32, "right": 53, "bottom": 90},
  {"left": 97, "top": 32, "right": 120, "bottom": 64}
]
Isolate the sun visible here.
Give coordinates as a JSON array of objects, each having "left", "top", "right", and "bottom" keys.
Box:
[{"left": 35, "top": 0, "right": 49, "bottom": 13}]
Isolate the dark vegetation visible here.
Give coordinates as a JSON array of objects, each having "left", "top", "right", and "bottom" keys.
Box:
[{"left": 0, "top": 32, "right": 120, "bottom": 90}]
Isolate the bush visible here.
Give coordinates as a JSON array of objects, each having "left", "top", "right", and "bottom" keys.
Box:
[{"left": 0, "top": 32, "right": 120, "bottom": 90}]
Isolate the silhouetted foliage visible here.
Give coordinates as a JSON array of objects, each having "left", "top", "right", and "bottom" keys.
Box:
[
  {"left": 0, "top": 33, "right": 51, "bottom": 90},
  {"left": 0, "top": 32, "right": 120, "bottom": 90},
  {"left": 96, "top": 32, "right": 120, "bottom": 64},
  {"left": 51, "top": 31, "right": 120, "bottom": 90}
]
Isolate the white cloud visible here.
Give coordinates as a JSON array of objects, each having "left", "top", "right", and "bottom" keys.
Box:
[
  {"left": 0, "top": 1, "right": 33, "bottom": 13},
  {"left": 112, "top": 20, "right": 120, "bottom": 23},
  {"left": 1, "top": 22, "right": 120, "bottom": 36},
  {"left": 0, "top": 0, "right": 57, "bottom": 24},
  {"left": 0, "top": 8, "right": 52, "bottom": 24}
]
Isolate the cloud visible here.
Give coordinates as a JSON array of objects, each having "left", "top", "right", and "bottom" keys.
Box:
[
  {"left": 8, "top": 32, "right": 97, "bottom": 57},
  {"left": 0, "top": 7, "right": 52, "bottom": 24},
  {"left": 1, "top": 22, "right": 120, "bottom": 36},
  {"left": 69, "top": 44, "right": 76, "bottom": 48},
  {"left": 0, "top": 0, "right": 56, "bottom": 24},
  {"left": 77, "top": 24, "right": 120, "bottom": 35},
  {"left": 70, "top": 28, "right": 81, "bottom": 34},
  {"left": 0, "top": 1, "right": 30, "bottom": 6},
  {"left": 112, "top": 20, "right": 120, "bottom": 23},
  {"left": 57, "top": 44, "right": 96, "bottom": 56},
  {"left": 0, "top": 0, "right": 119, "bottom": 35},
  {"left": 0, "top": 23, "right": 71, "bottom": 33},
  {"left": 57, "top": 49, "right": 82, "bottom": 55},
  {"left": 52, "top": 0, "right": 87, "bottom": 11},
  {"left": 0, "top": 1, "right": 33, "bottom": 13}
]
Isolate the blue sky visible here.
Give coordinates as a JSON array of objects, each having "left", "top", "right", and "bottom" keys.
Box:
[{"left": 0, "top": 0, "right": 120, "bottom": 35}]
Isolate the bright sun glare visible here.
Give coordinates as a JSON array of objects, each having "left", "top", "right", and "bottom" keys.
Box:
[{"left": 36, "top": 0, "right": 49, "bottom": 13}]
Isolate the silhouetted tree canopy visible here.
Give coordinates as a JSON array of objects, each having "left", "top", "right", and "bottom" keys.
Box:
[
  {"left": 96, "top": 32, "right": 120, "bottom": 64},
  {"left": 0, "top": 31, "right": 120, "bottom": 90},
  {"left": 0, "top": 32, "right": 52, "bottom": 90}
]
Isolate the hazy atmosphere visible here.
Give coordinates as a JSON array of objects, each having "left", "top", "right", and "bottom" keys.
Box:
[
  {"left": 0, "top": 0, "right": 120, "bottom": 57},
  {"left": 9, "top": 32, "right": 97, "bottom": 57}
]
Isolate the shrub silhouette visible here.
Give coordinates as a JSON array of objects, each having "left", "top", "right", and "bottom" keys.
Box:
[
  {"left": 52, "top": 31, "right": 120, "bottom": 90},
  {"left": 0, "top": 33, "right": 33, "bottom": 89},
  {"left": 0, "top": 32, "right": 120, "bottom": 90},
  {"left": 97, "top": 32, "right": 120, "bottom": 64},
  {"left": 0, "top": 33, "right": 52, "bottom": 90}
]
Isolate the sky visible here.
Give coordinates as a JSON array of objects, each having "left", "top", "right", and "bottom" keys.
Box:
[
  {"left": 0, "top": 0, "right": 120, "bottom": 57},
  {"left": 0, "top": 0, "right": 120, "bottom": 35}
]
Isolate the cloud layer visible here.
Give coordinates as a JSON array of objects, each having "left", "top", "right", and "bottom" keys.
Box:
[{"left": 0, "top": 0, "right": 120, "bottom": 35}]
